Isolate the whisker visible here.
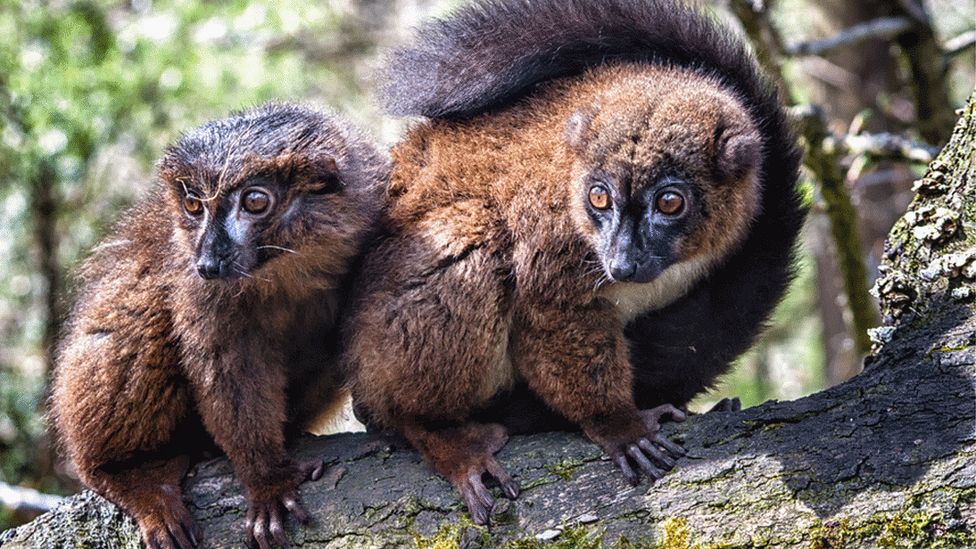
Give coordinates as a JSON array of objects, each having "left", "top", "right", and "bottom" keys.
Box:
[
  {"left": 233, "top": 261, "right": 270, "bottom": 284},
  {"left": 257, "top": 245, "right": 300, "bottom": 255}
]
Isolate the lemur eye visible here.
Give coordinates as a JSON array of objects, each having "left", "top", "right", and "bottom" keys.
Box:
[
  {"left": 183, "top": 194, "right": 203, "bottom": 216},
  {"left": 656, "top": 191, "right": 685, "bottom": 215},
  {"left": 242, "top": 189, "right": 271, "bottom": 215},
  {"left": 588, "top": 185, "right": 611, "bottom": 210}
]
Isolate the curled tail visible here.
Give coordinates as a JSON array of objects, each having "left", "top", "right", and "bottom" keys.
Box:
[{"left": 380, "top": 0, "right": 772, "bottom": 121}]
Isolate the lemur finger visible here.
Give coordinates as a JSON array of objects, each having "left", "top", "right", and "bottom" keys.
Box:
[
  {"left": 638, "top": 438, "right": 675, "bottom": 469},
  {"left": 652, "top": 433, "right": 686, "bottom": 456},
  {"left": 485, "top": 458, "right": 520, "bottom": 499},
  {"left": 302, "top": 459, "right": 325, "bottom": 482},
  {"left": 268, "top": 505, "right": 290, "bottom": 549},
  {"left": 244, "top": 509, "right": 257, "bottom": 548},
  {"left": 626, "top": 444, "right": 665, "bottom": 480},
  {"left": 468, "top": 472, "right": 495, "bottom": 510},
  {"left": 460, "top": 484, "right": 490, "bottom": 525},
  {"left": 282, "top": 493, "right": 310, "bottom": 523},
  {"left": 613, "top": 453, "right": 639, "bottom": 485},
  {"left": 166, "top": 520, "right": 194, "bottom": 549},
  {"left": 253, "top": 509, "right": 272, "bottom": 549}
]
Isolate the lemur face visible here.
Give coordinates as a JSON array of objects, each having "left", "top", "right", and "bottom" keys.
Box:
[
  {"left": 176, "top": 177, "right": 299, "bottom": 281},
  {"left": 576, "top": 166, "right": 700, "bottom": 283},
  {"left": 565, "top": 75, "right": 763, "bottom": 284},
  {"left": 159, "top": 104, "right": 349, "bottom": 281}
]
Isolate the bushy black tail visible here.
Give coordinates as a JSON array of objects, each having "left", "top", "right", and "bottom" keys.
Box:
[{"left": 380, "top": 0, "right": 770, "bottom": 121}]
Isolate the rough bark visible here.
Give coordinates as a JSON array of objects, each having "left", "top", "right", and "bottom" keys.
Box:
[{"left": 2, "top": 98, "right": 975, "bottom": 549}]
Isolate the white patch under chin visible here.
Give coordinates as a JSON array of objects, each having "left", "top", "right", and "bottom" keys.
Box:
[{"left": 597, "top": 255, "right": 713, "bottom": 324}]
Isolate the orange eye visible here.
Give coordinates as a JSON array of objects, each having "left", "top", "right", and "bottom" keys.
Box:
[
  {"left": 656, "top": 191, "right": 685, "bottom": 215},
  {"left": 242, "top": 189, "right": 271, "bottom": 215},
  {"left": 588, "top": 185, "right": 611, "bottom": 210},
  {"left": 183, "top": 194, "right": 203, "bottom": 216}
]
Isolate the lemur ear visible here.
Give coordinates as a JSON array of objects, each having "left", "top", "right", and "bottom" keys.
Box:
[
  {"left": 306, "top": 156, "right": 343, "bottom": 194},
  {"left": 565, "top": 108, "right": 597, "bottom": 152},
  {"left": 715, "top": 123, "right": 761, "bottom": 182}
]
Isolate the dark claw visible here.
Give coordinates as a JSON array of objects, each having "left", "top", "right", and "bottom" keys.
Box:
[
  {"left": 174, "top": 505, "right": 200, "bottom": 547},
  {"left": 707, "top": 397, "right": 742, "bottom": 413},
  {"left": 652, "top": 433, "right": 685, "bottom": 456},
  {"left": 638, "top": 438, "right": 676, "bottom": 469},
  {"left": 304, "top": 459, "right": 325, "bottom": 482},
  {"left": 613, "top": 453, "right": 639, "bottom": 485},
  {"left": 501, "top": 478, "right": 520, "bottom": 499}
]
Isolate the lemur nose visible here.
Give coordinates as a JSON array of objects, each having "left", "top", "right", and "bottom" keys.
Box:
[
  {"left": 609, "top": 259, "right": 637, "bottom": 281},
  {"left": 196, "top": 257, "right": 224, "bottom": 280}
]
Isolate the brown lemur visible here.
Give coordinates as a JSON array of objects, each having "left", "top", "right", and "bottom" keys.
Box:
[
  {"left": 342, "top": 0, "right": 804, "bottom": 524},
  {"left": 51, "top": 103, "right": 387, "bottom": 548}
]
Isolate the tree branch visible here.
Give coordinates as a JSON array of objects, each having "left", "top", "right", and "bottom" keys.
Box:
[
  {"left": 0, "top": 482, "right": 63, "bottom": 516},
  {"left": 784, "top": 16, "right": 914, "bottom": 58},
  {"left": 944, "top": 29, "right": 976, "bottom": 60}
]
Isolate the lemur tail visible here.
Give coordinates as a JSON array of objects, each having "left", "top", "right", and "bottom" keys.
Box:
[{"left": 379, "top": 0, "right": 776, "bottom": 122}]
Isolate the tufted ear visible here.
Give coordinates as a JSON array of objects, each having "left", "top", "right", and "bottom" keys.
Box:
[
  {"left": 715, "top": 122, "right": 761, "bottom": 183},
  {"left": 564, "top": 107, "right": 597, "bottom": 152},
  {"left": 304, "top": 156, "right": 343, "bottom": 194}
]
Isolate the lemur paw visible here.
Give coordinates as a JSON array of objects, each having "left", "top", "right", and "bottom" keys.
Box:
[
  {"left": 244, "top": 459, "right": 324, "bottom": 549},
  {"left": 588, "top": 405, "right": 686, "bottom": 486},
  {"left": 138, "top": 485, "right": 202, "bottom": 549},
  {"left": 706, "top": 397, "right": 742, "bottom": 413}
]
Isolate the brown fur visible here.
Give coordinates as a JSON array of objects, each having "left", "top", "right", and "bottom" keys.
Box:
[
  {"left": 51, "top": 104, "right": 387, "bottom": 548},
  {"left": 343, "top": 64, "right": 760, "bottom": 521}
]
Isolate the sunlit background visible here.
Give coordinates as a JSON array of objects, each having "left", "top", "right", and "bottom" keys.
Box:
[{"left": 0, "top": 0, "right": 973, "bottom": 531}]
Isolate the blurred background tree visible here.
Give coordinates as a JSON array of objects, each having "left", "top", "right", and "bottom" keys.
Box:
[{"left": 0, "top": 0, "right": 972, "bottom": 532}]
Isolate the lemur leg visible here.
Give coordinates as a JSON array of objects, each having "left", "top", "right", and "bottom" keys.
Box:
[
  {"left": 182, "top": 344, "right": 323, "bottom": 549},
  {"left": 54, "top": 317, "right": 205, "bottom": 549},
  {"left": 86, "top": 454, "right": 199, "bottom": 549},
  {"left": 343, "top": 201, "right": 520, "bottom": 524},
  {"left": 403, "top": 422, "right": 518, "bottom": 525},
  {"left": 512, "top": 302, "right": 685, "bottom": 485}
]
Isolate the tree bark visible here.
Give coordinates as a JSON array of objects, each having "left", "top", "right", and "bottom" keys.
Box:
[{"left": 3, "top": 95, "right": 975, "bottom": 549}]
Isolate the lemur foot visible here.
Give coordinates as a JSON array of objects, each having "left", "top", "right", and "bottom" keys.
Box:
[
  {"left": 139, "top": 485, "right": 202, "bottom": 549},
  {"left": 406, "top": 422, "right": 519, "bottom": 525},
  {"left": 706, "top": 397, "right": 742, "bottom": 413},
  {"left": 586, "top": 405, "right": 686, "bottom": 486},
  {"left": 244, "top": 459, "right": 324, "bottom": 549}
]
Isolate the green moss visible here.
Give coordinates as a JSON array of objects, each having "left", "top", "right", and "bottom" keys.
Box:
[
  {"left": 545, "top": 457, "right": 587, "bottom": 481},
  {"left": 658, "top": 517, "right": 693, "bottom": 549},
  {"left": 412, "top": 516, "right": 491, "bottom": 549},
  {"left": 805, "top": 507, "right": 976, "bottom": 549}
]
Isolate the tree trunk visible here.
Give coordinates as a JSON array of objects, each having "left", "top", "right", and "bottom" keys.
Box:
[{"left": 3, "top": 95, "right": 975, "bottom": 548}]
